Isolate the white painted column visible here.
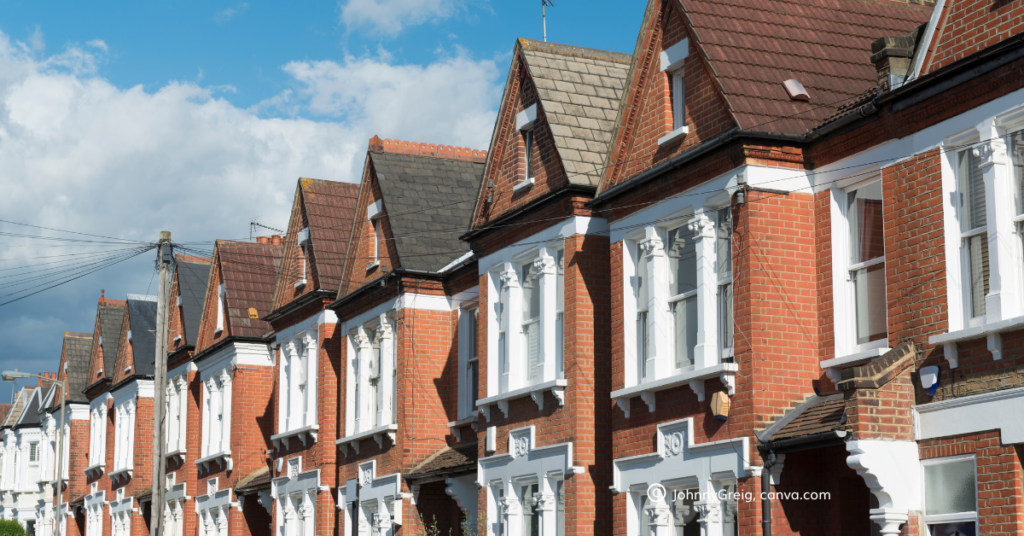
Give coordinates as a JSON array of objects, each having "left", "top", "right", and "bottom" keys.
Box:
[
  {"left": 353, "top": 330, "right": 371, "bottom": 433},
  {"left": 536, "top": 478, "right": 558, "bottom": 536},
  {"left": 640, "top": 227, "right": 671, "bottom": 379},
  {"left": 287, "top": 341, "right": 302, "bottom": 431},
  {"left": 376, "top": 317, "right": 394, "bottom": 426},
  {"left": 500, "top": 494, "right": 522, "bottom": 536},
  {"left": 501, "top": 264, "right": 523, "bottom": 391},
  {"left": 645, "top": 490, "right": 672, "bottom": 536},
  {"left": 219, "top": 370, "right": 232, "bottom": 454},
  {"left": 689, "top": 213, "right": 719, "bottom": 370},
  {"left": 535, "top": 250, "right": 558, "bottom": 383},
  {"left": 304, "top": 333, "right": 318, "bottom": 428}
]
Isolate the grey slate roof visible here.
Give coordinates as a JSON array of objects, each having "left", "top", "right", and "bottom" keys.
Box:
[
  {"left": 370, "top": 152, "right": 484, "bottom": 272},
  {"left": 126, "top": 295, "right": 158, "bottom": 376},
  {"left": 518, "top": 39, "right": 631, "bottom": 186},
  {"left": 175, "top": 260, "right": 211, "bottom": 346},
  {"left": 98, "top": 305, "right": 126, "bottom": 380},
  {"left": 62, "top": 332, "right": 93, "bottom": 405},
  {"left": 16, "top": 387, "right": 42, "bottom": 427}
]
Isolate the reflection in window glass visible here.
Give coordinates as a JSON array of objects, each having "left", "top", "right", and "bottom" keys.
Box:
[
  {"left": 522, "top": 263, "right": 541, "bottom": 383},
  {"left": 847, "top": 181, "right": 887, "bottom": 345},
  {"left": 636, "top": 243, "right": 651, "bottom": 381},
  {"left": 959, "top": 149, "right": 989, "bottom": 318}
]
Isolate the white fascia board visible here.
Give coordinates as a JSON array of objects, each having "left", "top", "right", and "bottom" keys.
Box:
[
  {"left": 197, "top": 341, "right": 273, "bottom": 380},
  {"left": 609, "top": 168, "right": 742, "bottom": 244},
  {"left": 89, "top": 393, "right": 111, "bottom": 412},
  {"left": 477, "top": 216, "right": 609, "bottom": 274},
  {"left": 810, "top": 86, "right": 1024, "bottom": 193},
  {"left": 111, "top": 379, "right": 154, "bottom": 406},
  {"left": 167, "top": 361, "right": 198, "bottom": 381},
  {"left": 275, "top": 309, "right": 338, "bottom": 345},
  {"left": 915, "top": 385, "right": 1024, "bottom": 444},
  {"left": 340, "top": 292, "right": 466, "bottom": 335}
]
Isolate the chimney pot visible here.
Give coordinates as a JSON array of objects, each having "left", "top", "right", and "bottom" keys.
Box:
[
  {"left": 271, "top": 235, "right": 284, "bottom": 246},
  {"left": 257, "top": 236, "right": 270, "bottom": 245}
]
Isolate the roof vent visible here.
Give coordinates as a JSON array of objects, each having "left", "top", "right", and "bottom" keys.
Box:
[{"left": 783, "top": 79, "right": 809, "bottom": 102}]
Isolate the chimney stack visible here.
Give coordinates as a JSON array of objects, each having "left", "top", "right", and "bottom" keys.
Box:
[{"left": 871, "top": 27, "right": 921, "bottom": 91}]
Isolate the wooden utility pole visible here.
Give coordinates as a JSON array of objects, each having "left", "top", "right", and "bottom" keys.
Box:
[{"left": 151, "top": 231, "right": 171, "bottom": 536}]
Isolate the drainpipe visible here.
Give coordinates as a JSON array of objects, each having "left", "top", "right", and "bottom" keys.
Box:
[{"left": 761, "top": 447, "right": 776, "bottom": 536}]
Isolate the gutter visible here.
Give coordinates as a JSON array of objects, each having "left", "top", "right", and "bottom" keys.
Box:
[
  {"left": 108, "top": 374, "right": 156, "bottom": 394},
  {"left": 462, "top": 184, "right": 596, "bottom": 242},
  {"left": 166, "top": 344, "right": 195, "bottom": 363},
  {"left": 82, "top": 377, "right": 112, "bottom": 398},
  {"left": 327, "top": 274, "right": 389, "bottom": 312},
  {"left": 263, "top": 289, "right": 336, "bottom": 323},
  {"left": 591, "top": 28, "right": 1024, "bottom": 209}
]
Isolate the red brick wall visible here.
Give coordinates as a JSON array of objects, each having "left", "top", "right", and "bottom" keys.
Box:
[
  {"left": 472, "top": 53, "right": 569, "bottom": 229},
  {"left": 111, "top": 312, "right": 135, "bottom": 386},
  {"left": 66, "top": 417, "right": 91, "bottom": 501},
  {"left": 194, "top": 255, "right": 227, "bottom": 352},
  {"left": 272, "top": 185, "right": 319, "bottom": 309},
  {"left": 339, "top": 162, "right": 400, "bottom": 295},
  {"left": 601, "top": 0, "right": 735, "bottom": 191},
  {"left": 164, "top": 368, "right": 202, "bottom": 536},
  {"left": 922, "top": 0, "right": 1024, "bottom": 75},
  {"left": 919, "top": 430, "right": 1024, "bottom": 535}
]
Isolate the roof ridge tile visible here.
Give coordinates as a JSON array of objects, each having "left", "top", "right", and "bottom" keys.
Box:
[{"left": 368, "top": 135, "right": 487, "bottom": 163}]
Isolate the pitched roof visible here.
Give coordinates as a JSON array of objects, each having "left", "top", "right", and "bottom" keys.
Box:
[
  {"left": 272, "top": 179, "right": 359, "bottom": 310},
  {"left": 2, "top": 388, "right": 31, "bottom": 428},
  {"left": 758, "top": 394, "right": 846, "bottom": 442},
  {"left": 15, "top": 386, "right": 43, "bottom": 427},
  {"left": 405, "top": 443, "right": 478, "bottom": 480},
  {"left": 175, "top": 257, "right": 211, "bottom": 346},
  {"left": 367, "top": 146, "right": 485, "bottom": 273},
  {"left": 516, "top": 39, "right": 632, "bottom": 186},
  {"left": 97, "top": 303, "right": 126, "bottom": 381},
  {"left": 216, "top": 241, "right": 283, "bottom": 339},
  {"left": 675, "top": 0, "right": 931, "bottom": 135},
  {"left": 57, "top": 332, "right": 93, "bottom": 406},
  {"left": 0, "top": 405, "right": 11, "bottom": 424},
  {"left": 125, "top": 295, "right": 159, "bottom": 376},
  {"left": 235, "top": 466, "right": 271, "bottom": 493}
]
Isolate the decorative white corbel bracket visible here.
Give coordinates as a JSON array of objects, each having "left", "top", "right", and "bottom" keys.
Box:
[
  {"left": 944, "top": 342, "right": 958, "bottom": 369},
  {"left": 688, "top": 380, "right": 705, "bottom": 402},
  {"left": 846, "top": 440, "right": 920, "bottom": 536}
]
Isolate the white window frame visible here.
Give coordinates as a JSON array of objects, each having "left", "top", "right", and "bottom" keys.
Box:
[
  {"left": 457, "top": 306, "right": 480, "bottom": 421},
  {"left": 828, "top": 172, "right": 890, "bottom": 372},
  {"left": 516, "top": 103, "right": 538, "bottom": 190},
  {"left": 278, "top": 328, "right": 317, "bottom": 435},
  {"left": 658, "top": 38, "right": 689, "bottom": 146},
  {"left": 715, "top": 206, "right": 734, "bottom": 362},
  {"left": 273, "top": 458, "right": 318, "bottom": 536},
  {"left": 368, "top": 200, "right": 383, "bottom": 269},
  {"left": 921, "top": 454, "right": 978, "bottom": 535},
  {"left": 198, "top": 367, "right": 232, "bottom": 470},
  {"left": 343, "top": 314, "right": 396, "bottom": 444},
  {"left": 165, "top": 373, "right": 189, "bottom": 458},
  {"left": 480, "top": 242, "right": 567, "bottom": 421},
  {"left": 295, "top": 227, "right": 310, "bottom": 288},
  {"left": 932, "top": 115, "right": 1024, "bottom": 365},
  {"left": 615, "top": 204, "right": 736, "bottom": 415}
]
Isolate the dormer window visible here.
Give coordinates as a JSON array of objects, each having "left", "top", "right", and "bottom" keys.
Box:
[
  {"left": 515, "top": 104, "right": 538, "bottom": 191},
  {"left": 658, "top": 39, "right": 689, "bottom": 146}
]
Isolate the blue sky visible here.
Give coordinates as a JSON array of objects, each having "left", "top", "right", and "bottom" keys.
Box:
[{"left": 0, "top": 0, "right": 644, "bottom": 401}]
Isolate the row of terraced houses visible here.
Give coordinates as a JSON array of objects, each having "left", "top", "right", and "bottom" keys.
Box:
[{"left": 7, "top": 0, "right": 1024, "bottom": 534}]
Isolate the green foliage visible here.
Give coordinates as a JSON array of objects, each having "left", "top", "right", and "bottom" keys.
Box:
[{"left": 0, "top": 519, "right": 26, "bottom": 536}]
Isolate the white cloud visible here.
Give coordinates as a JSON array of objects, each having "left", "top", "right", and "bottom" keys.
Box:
[
  {"left": 0, "top": 30, "right": 499, "bottom": 372},
  {"left": 86, "top": 39, "right": 108, "bottom": 52},
  {"left": 28, "top": 26, "right": 44, "bottom": 52},
  {"left": 214, "top": 2, "right": 249, "bottom": 23},
  {"left": 340, "top": 0, "right": 467, "bottom": 37}
]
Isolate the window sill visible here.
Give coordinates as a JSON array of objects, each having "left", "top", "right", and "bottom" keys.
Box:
[
  {"left": 293, "top": 279, "right": 307, "bottom": 289},
  {"left": 447, "top": 414, "right": 478, "bottom": 442},
  {"left": 84, "top": 463, "right": 105, "bottom": 479},
  {"left": 336, "top": 423, "right": 397, "bottom": 457},
  {"left": 164, "top": 449, "right": 186, "bottom": 465},
  {"left": 476, "top": 379, "right": 568, "bottom": 421},
  {"left": 271, "top": 424, "right": 319, "bottom": 450},
  {"left": 611, "top": 363, "right": 738, "bottom": 418},
  {"left": 108, "top": 468, "right": 132, "bottom": 485},
  {"left": 366, "top": 261, "right": 380, "bottom": 271},
  {"left": 512, "top": 178, "right": 536, "bottom": 193},
  {"left": 657, "top": 126, "right": 689, "bottom": 147},
  {"left": 928, "top": 314, "right": 1024, "bottom": 367},
  {"left": 820, "top": 347, "right": 890, "bottom": 384},
  {"left": 195, "top": 450, "right": 232, "bottom": 473}
]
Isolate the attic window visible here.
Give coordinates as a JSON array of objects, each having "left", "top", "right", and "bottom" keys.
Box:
[
  {"left": 367, "top": 201, "right": 383, "bottom": 270},
  {"left": 783, "top": 79, "right": 810, "bottom": 102},
  {"left": 215, "top": 283, "right": 226, "bottom": 335},
  {"left": 176, "top": 296, "right": 182, "bottom": 308},
  {"left": 295, "top": 227, "right": 310, "bottom": 288},
  {"left": 659, "top": 39, "right": 690, "bottom": 147},
  {"left": 516, "top": 104, "right": 539, "bottom": 190}
]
